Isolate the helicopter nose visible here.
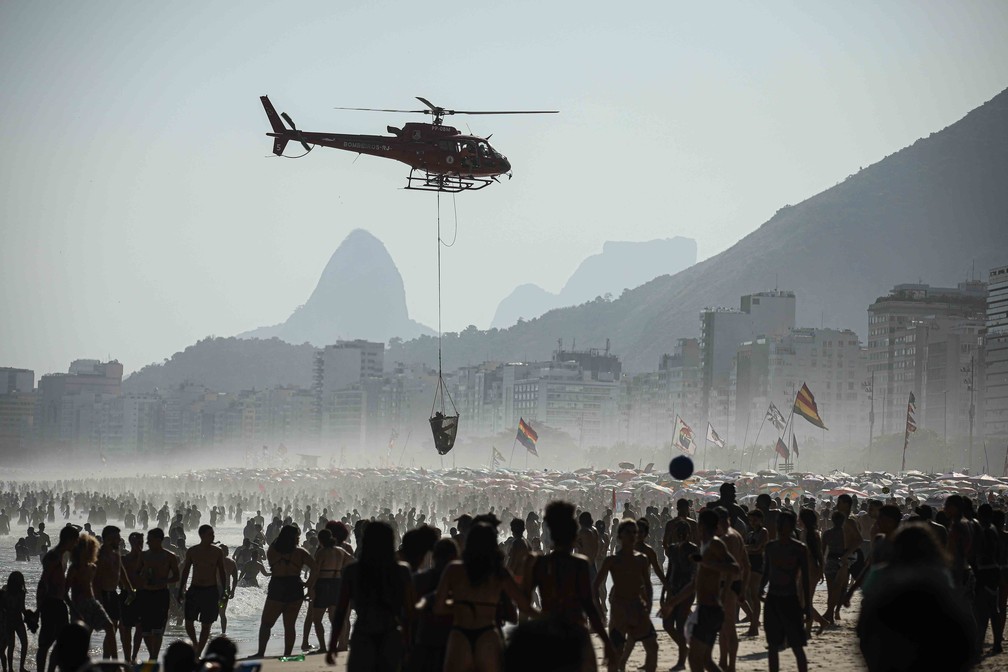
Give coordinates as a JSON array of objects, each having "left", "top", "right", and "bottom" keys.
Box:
[{"left": 502, "top": 157, "right": 511, "bottom": 173}]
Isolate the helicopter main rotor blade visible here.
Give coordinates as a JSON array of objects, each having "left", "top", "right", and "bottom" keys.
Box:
[
  {"left": 451, "top": 110, "right": 559, "bottom": 115},
  {"left": 334, "top": 106, "right": 430, "bottom": 114},
  {"left": 415, "top": 97, "right": 440, "bottom": 111}
]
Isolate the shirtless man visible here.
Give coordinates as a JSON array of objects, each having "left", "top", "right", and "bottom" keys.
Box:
[
  {"left": 36, "top": 525, "right": 80, "bottom": 672},
  {"left": 661, "top": 509, "right": 740, "bottom": 672},
  {"left": 715, "top": 507, "right": 750, "bottom": 672},
  {"left": 661, "top": 519, "right": 697, "bottom": 670},
  {"left": 218, "top": 545, "right": 238, "bottom": 635},
  {"left": 94, "top": 526, "right": 134, "bottom": 659},
  {"left": 121, "top": 532, "right": 146, "bottom": 662},
  {"left": 506, "top": 518, "right": 531, "bottom": 582},
  {"left": 744, "top": 509, "right": 769, "bottom": 637},
  {"left": 760, "top": 511, "right": 811, "bottom": 672},
  {"left": 832, "top": 494, "right": 864, "bottom": 621},
  {"left": 856, "top": 500, "right": 881, "bottom": 560},
  {"left": 137, "top": 527, "right": 181, "bottom": 661},
  {"left": 595, "top": 520, "right": 658, "bottom": 672},
  {"left": 664, "top": 499, "right": 698, "bottom": 547},
  {"left": 575, "top": 512, "right": 601, "bottom": 588},
  {"left": 530, "top": 501, "right": 615, "bottom": 672},
  {"left": 633, "top": 518, "right": 667, "bottom": 595},
  {"left": 178, "top": 524, "right": 227, "bottom": 656}
]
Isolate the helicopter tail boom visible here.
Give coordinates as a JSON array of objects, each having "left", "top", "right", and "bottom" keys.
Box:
[{"left": 260, "top": 95, "right": 291, "bottom": 156}]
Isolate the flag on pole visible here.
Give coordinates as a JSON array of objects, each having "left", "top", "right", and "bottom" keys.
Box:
[
  {"left": 706, "top": 423, "right": 725, "bottom": 449},
  {"left": 673, "top": 415, "right": 696, "bottom": 455},
  {"left": 901, "top": 392, "right": 916, "bottom": 472},
  {"left": 775, "top": 437, "right": 790, "bottom": 459},
  {"left": 792, "top": 434, "right": 799, "bottom": 458},
  {"left": 491, "top": 446, "right": 505, "bottom": 468},
  {"left": 766, "top": 403, "right": 787, "bottom": 433},
  {"left": 516, "top": 418, "right": 539, "bottom": 456},
  {"left": 794, "top": 383, "right": 828, "bottom": 430}
]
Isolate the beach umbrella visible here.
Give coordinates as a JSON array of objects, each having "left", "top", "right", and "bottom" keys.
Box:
[{"left": 824, "top": 486, "right": 869, "bottom": 498}]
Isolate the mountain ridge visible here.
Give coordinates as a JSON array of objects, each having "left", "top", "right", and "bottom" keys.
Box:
[
  {"left": 239, "top": 228, "right": 434, "bottom": 345},
  {"left": 490, "top": 237, "right": 697, "bottom": 328},
  {"left": 389, "top": 86, "right": 1008, "bottom": 373}
]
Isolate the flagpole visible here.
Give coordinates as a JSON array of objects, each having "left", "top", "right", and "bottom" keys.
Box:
[
  {"left": 740, "top": 410, "right": 751, "bottom": 472},
  {"left": 703, "top": 430, "right": 709, "bottom": 471},
  {"left": 670, "top": 401, "right": 676, "bottom": 465},
  {"left": 901, "top": 393, "right": 911, "bottom": 473},
  {"left": 508, "top": 435, "right": 518, "bottom": 468},
  {"left": 749, "top": 413, "right": 767, "bottom": 473}
]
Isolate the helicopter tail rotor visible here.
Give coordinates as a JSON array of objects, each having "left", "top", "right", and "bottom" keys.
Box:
[
  {"left": 260, "top": 95, "right": 312, "bottom": 156},
  {"left": 280, "top": 112, "right": 312, "bottom": 153}
]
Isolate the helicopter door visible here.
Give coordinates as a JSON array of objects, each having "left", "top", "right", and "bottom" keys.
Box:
[{"left": 459, "top": 140, "right": 478, "bottom": 169}]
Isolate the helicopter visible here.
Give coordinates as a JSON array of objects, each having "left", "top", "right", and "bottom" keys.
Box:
[{"left": 260, "top": 95, "right": 557, "bottom": 192}]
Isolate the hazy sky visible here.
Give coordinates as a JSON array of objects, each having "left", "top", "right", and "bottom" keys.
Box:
[{"left": 2, "top": 2, "right": 1007, "bottom": 377}]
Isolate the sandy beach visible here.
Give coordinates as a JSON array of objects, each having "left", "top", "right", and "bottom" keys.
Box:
[{"left": 248, "top": 589, "right": 1003, "bottom": 672}]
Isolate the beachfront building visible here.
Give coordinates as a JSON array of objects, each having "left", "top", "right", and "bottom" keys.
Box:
[
  {"left": 502, "top": 346, "right": 622, "bottom": 449},
  {"left": 35, "top": 359, "right": 124, "bottom": 456},
  {"left": 734, "top": 328, "right": 868, "bottom": 451},
  {"left": 700, "top": 290, "right": 796, "bottom": 438},
  {"left": 624, "top": 339, "right": 702, "bottom": 449},
  {"left": 984, "top": 265, "right": 1008, "bottom": 444},
  {"left": 867, "top": 282, "right": 986, "bottom": 447}
]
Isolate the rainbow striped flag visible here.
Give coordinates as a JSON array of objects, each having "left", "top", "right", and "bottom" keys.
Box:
[
  {"left": 793, "top": 383, "right": 828, "bottom": 430},
  {"left": 517, "top": 418, "right": 539, "bottom": 455}
]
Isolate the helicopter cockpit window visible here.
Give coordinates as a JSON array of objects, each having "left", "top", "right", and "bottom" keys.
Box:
[{"left": 478, "top": 141, "right": 491, "bottom": 158}]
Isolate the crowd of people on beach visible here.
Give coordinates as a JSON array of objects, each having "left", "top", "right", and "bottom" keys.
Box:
[{"left": 0, "top": 471, "right": 1004, "bottom": 672}]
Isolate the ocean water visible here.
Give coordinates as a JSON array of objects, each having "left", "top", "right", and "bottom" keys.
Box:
[{"left": 1, "top": 517, "right": 308, "bottom": 662}]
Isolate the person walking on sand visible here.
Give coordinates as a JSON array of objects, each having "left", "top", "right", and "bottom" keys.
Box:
[
  {"left": 529, "top": 502, "right": 615, "bottom": 672},
  {"left": 661, "top": 509, "right": 740, "bottom": 672},
  {"left": 121, "top": 532, "right": 146, "bottom": 662},
  {"left": 595, "top": 520, "right": 658, "bottom": 672},
  {"left": 36, "top": 524, "right": 79, "bottom": 672},
  {"left": 178, "top": 525, "right": 228, "bottom": 656},
  {"left": 760, "top": 510, "right": 812, "bottom": 672},
  {"left": 661, "top": 519, "right": 697, "bottom": 670},
  {"left": 94, "top": 525, "right": 135, "bottom": 660},
  {"left": 136, "top": 528, "right": 181, "bottom": 661},
  {"left": 254, "top": 525, "right": 316, "bottom": 658},
  {"left": 326, "top": 521, "right": 417, "bottom": 671}
]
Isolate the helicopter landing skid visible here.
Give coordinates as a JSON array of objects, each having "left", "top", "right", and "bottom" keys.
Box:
[{"left": 405, "top": 169, "right": 494, "bottom": 193}]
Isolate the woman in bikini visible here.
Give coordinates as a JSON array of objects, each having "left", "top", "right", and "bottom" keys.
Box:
[
  {"left": 66, "top": 535, "right": 113, "bottom": 635},
  {"left": 254, "top": 525, "right": 316, "bottom": 658},
  {"left": 797, "top": 507, "right": 830, "bottom": 634},
  {"left": 435, "top": 523, "right": 533, "bottom": 672},
  {"left": 326, "top": 521, "right": 415, "bottom": 671},
  {"left": 302, "top": 529, "right": 352, "bottom": 652}
]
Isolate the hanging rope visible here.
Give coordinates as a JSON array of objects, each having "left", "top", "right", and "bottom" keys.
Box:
[
  {"left": 437, "top": 187, "right": 442, "bottom": 380},
  {"left": 430, "top": 182, "right": 459, "bottom": 454}
]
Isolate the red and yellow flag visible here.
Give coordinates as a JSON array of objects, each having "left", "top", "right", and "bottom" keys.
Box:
[{"left": 793, "top": 383, "right": 828, "bottom": 430}]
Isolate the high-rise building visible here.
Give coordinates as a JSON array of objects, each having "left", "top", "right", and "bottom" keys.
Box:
[
  {"left": 984, "top": 265, "right": 1008, "bottom": 441},
  {"left": 701, "top": 290, "right": 796, "bottom": 433},
  {"left": 36, "top": 359, "right": 124, "bottom": 454},
  {"left": 503, "top": 347, "right": 622, "bottom": 449},
  {"left": 1, "top": 368, "right": 34, "bottom": 394},
  {"left": 314, "top": 341, "right": 384, "bottom": 396},
  {"left": 867, "top": 282, "right": 986, "bottom": 444},
  {"left": 0, "top": 367, "right": 37, "bottom": 461},
  {"left": 735, "top": 328, "right": 868, "bottom": 451},
  {"left": 625, "top": 339, "right": 702, "bottom": 448}
]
